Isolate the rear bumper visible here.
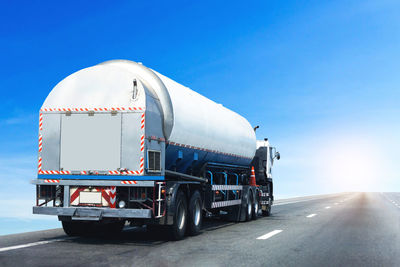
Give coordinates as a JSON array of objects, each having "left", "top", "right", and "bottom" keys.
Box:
[{"left": 33, "top": 206, "right": 152, "bottom": 219}]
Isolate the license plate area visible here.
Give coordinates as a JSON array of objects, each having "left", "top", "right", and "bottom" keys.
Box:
[
  {"left": 79, "top": 191, "right": 102, "bottom": 204},
  {"left": 70, "top": 186, "right": 115, "bottom": 207}
]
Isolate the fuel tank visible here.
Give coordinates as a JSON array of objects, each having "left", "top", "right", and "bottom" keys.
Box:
[{"left": 42, "top": 60, "right": 256, "bottom": 174}]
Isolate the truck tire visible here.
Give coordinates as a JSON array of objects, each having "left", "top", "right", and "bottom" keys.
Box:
[
  {"left": 252, "top": 190, "right": 259, "bottom": 220},
  {"left": 246, "top": 190, "right": 253, "bottom": 221},
  {"left": 104, "top": 220, "right": 125, "bottom": 234},
  {"left": 62, "top": 221, "right": 90, "bottom": 236},
  {"left": 87, "top": 220, "right": 125, "bottom": 236},
  {"left": 168, "top": 190, "right": 188, "bottom": 240},
  {"left": 187, "top": 190, "right": 202, "bottom": 236}
]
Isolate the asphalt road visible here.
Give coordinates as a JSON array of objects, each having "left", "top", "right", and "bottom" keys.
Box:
[{"left": 1, "top": 192, "right": 399, "bottom": 267}]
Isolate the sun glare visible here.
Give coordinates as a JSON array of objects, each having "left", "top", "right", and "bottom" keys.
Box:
[{"left": 316, "top": 136, "right": 380, "bottom": 192}]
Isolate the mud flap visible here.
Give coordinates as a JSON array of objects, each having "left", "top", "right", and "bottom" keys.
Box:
[{"left": 238, "top": 186, "right": 251, "bottom": 222}]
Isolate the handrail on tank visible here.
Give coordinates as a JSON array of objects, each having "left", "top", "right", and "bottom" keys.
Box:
[
  {"left": 207, "top": 171, "right": 213, "bottom": 185},
  {"left": 216, "top": 172, "right": 228, "bottom": 198},
  {"left": 216, "top": 172, "right": 228, "bottom": 185},
  {"left": 229, "top": 173, "right": 239, "bottom": 185},
  {"left": 228, "top": 172, "right": 239, "bottom": 197}
]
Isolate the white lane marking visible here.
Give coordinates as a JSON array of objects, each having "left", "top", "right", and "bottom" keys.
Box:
[
  {"left": 306, "top": 214, "right": 317, "bottom": 218},
  {"left": 0, "top": 237, "right": 74, "bottom": 252},
  {"left": 325, "top": 206, "right": 331, "bottom": 209},
  {"left": 256, "top": 230, "right": 283, "bottom": 240},
  {"left": 381, "top": 194, "right": 400, "bottom": 209}
]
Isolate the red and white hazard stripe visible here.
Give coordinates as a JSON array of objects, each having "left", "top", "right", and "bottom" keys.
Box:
[
  {"left": 39, "top": 170, "right": 71, "bottom": 175},
  {"left": 38, "top": 157, "right": 42, "bottom": 171},
  {"left": 80, "top": 171, "right": 87, "bottom": 175},
  {"left": 140, "top": 134, "right": 145, "bottom": 152},
  {"left": 70, "top": 187, "right": 85, "bottom": 205},
  {"left": 129, "top": 107, "right": 144, "bottom": 111},
  {"left": 121, "top": 181, "right": 137, "bottom": 184},
  {"left": 93, "top": 108, "right": 107, "bottom": 111},
  {"left": 44, "top": 179, "right": 60, "bottom": 183},
  {"left": 39, "top": 113, "right": 43, "bottom": 131},
  {"left": 140, "top": 113, "right": 145, "bottom": 129},
  {"left": 111, "top": 107, "right": 125, "bottom": 111},
  {"left": 38, "top": 134, "right": 42, "bottom": 152},
  {"left": 109, "top": 186, "right": 116, "bottom": 208},
  {"left": 139, "top": 157, "right": 144, "bottom": 174}
]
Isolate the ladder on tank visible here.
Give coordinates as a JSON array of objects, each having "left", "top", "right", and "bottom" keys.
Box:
[{"left": 155, "top": 182, "right": 166, "bottom": 218}]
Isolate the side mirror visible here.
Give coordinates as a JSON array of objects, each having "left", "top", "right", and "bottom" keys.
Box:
[{"left": 275, "top": 152, "right": 280, "bottom": 160}]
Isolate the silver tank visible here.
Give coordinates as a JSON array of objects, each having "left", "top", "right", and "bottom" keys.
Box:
[{"left": 42, "top": 60, "right": 256, "bottom": 172}]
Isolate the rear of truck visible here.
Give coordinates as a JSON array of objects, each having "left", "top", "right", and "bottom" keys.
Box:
[
  {"left": 33, "top": 106, "right": 170, "bottom": 231},
  {"left": 32, "top": 61, "right": 174, "bottom": 235}
]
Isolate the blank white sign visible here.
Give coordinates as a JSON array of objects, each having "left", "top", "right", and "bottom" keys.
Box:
[{"left": 60, "top": 113, "right": 121, "bottom": 171}]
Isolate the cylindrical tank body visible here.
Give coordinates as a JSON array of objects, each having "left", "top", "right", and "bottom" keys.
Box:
[
  {"left": 42, "top": 60, "right": 256, "bottom": 174},
  {"left": 150, "top": 66, "right": 256, "bottom": 171}
]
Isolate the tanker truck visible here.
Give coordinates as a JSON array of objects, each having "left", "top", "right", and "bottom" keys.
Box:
[{"left": 32, "top": 60, "right": 280, "bottom": 240}]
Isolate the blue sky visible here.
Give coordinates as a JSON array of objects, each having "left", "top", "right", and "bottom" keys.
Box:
[{"left": 0, "top": 0, "right": 399, "bottom": 234}]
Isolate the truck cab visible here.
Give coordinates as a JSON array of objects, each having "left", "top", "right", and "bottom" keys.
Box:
[{"left": 252, "top": 138, "right": 280, "bottom": 215}]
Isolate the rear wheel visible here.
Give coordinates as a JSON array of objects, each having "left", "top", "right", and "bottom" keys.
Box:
[
  {"left": 62, "top": 221, "right": 91, "bottom": 236},
  {"left": 146, "top": 224, "right": 161, "bottom": 232},
  {"left": 252, "top": 190, "right": 259, "bottom": 220},
  {"left": 168, "top": 190, "right": 187, "bottom": 240},
  {"left": 246, "top": 190, "right": 253, "bottom": 221},
  {"left": 187, "top": 190, "right": 203, "bottom": 236},
  {"left": 62, "top": 220, "right": 124, "bottom": 237},
  {"left": 104, "top": 220, "right": 125, "bottom": 234}
]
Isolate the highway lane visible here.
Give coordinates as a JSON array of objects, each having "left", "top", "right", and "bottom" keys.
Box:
[{"left": 0, "top": 192, "right": 399, "bottom": 267}]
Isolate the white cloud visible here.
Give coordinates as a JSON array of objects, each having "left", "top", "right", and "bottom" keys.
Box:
[{"left": 0, "top": 113, "right": 36, "bottom": 126}]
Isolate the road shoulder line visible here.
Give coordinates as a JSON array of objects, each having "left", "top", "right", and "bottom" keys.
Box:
[{"left": 0, "top": 237, "right": 74, "bottom": 253}]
